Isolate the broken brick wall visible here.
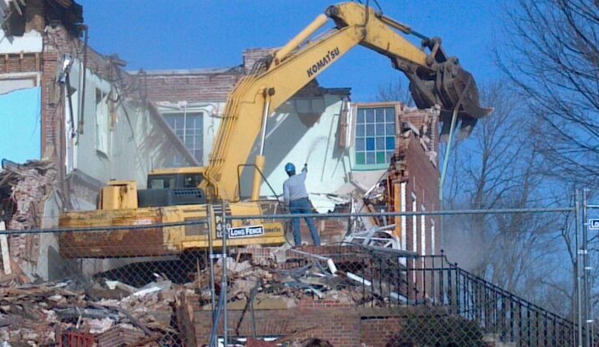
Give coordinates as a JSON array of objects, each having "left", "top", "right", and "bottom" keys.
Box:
[
  {"left": 190, "top": 299, "right": 361, "bottom": 347},
  {"left": 142, "top": 49, "right": 271, "bottom": 103},
  {"left": 386, "top": 107, "right": 440, "bottom": 258},
  {"left": 0, "top": 53, "right": 40, "bottom": 74},
  {"left": 185, "top": 295, "right": 422, "bottom": 347},
  {"left": 0, "top": 160, "right": 57, "bottom": 281},
  {"left": 142, "top": 49, "right": 326, "bottom": 105},
  {"left": 359, "top": 315, "right": 403, "bottom": 347},
  {"left": 142, "top": 70, "right": 244, "bottom": 103},
  {"left": 358, "top": 105, "right": 440, "bottom": 257},
  {"left": 41, "top": 25, "right": 132, "bottom": 171},
  {"left": 243, "top": 48, "right": 276, "bottom": 74},
  {"left": 401, "top": 133, "right": 440, "bottom": 257}
]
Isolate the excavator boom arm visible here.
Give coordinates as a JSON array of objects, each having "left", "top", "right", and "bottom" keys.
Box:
[{"left": 201, "top": 2, "right": 492, "bottom": 202}]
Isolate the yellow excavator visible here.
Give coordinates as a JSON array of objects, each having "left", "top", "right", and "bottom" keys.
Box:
[{"left": 58, "top": 2, "right": 492, "bottom": 258}]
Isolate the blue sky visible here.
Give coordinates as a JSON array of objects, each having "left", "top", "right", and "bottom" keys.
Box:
[{"left": 77, "top": 0, "right": 505, "bottom": 101}]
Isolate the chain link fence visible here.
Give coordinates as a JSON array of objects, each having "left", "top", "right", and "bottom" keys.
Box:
[{"left": 0, "top": 207, "right": 595, "bottom": 347}]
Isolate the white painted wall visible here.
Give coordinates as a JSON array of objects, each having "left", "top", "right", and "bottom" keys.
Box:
[
  {"left": 203, "top": 104, "right": 224, "bottom": 165},
  {"left": 65, "top": 59, "right": 195, "bottom": 198},
  {"left": 260, "top": 95, "right": 349, "bottom": 196},
  {"left": 188, "top": 92, "right": 385, "bottom": 212},
  {"left": 0, "top": 29, "right": 43, "bottom": 54}
]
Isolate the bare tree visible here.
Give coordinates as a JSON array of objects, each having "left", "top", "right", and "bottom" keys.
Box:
[
  {"left": 498, "top": 0, "right": 599, "bottom": 187},
  {"left": 375, "top": 78, "right": 414, "bottom": 105},
  {"left": 443, "top": 81, "right": 572, "bottom": 315}
]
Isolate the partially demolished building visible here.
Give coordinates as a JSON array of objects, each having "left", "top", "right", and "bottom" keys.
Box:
[
  {"left": 0, "top": 0, "right": 196, "bottom": 280},
  {"left": 0, "top": 0, "right": 445, "bottom": 346},
  {"left": 139, "top": 52, "right": 441, "bottom": 253}
]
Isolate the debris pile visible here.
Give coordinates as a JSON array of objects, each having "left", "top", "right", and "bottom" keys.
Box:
[
  {"left": 0, "top": 160, "right": 58, "bottom": 279},
  {"left": 0, "top": 276, "right": 181, "bottom": 346},
  {"left": 0, "top": 245, "right": 412, "bottom": 345},
  {"left": 194, "top": 245, "right": 410, "bottom": 310},
  {"left": 180, "top": 245, "right": 417, "bottom": 345},
  {"left": 0, "top": 159, "right": 57, "bottom": 230}
]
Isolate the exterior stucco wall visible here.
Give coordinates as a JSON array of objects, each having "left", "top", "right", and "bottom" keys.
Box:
[
  {"left": 150, "top": 85, "right": 373, "bottom": 213},
  {"left": 64, "top": 60, "right": 194, "bottom": 197},
  {"left": 0, "top": 30, "right": 42, "bottom": 54},
  {"left": 254, "top": 95, "right": 350, "bottom": 198}
]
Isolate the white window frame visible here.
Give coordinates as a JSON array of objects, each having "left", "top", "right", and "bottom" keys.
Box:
[
  {"left": 420, "top": 204, "right": 426, "bottom": 256},
  {"left": 95, "top": 88, "right": 110, "bottom": 155},
  {"left": 411, "top": 192, "right": 417, "bottom": 254},
  {"left": 162, "top": 109, "right": 204, "bottom": 164},
  {"left": 400, "top": 182, "right": 407, "bottom": 251},
  {"left": 353, "top": 106, "right": 397, "bottom": 169},
  {"left": 431, "top": 218, "right": 436, "bottom": 255},
  {"left": 65, "top": 87, "right": 78, "bottom": 173}
]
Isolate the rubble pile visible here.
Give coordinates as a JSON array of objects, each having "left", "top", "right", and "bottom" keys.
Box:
[
  {"left": 0, "top": 245, "right": 407, "bottom": 345},
  {"left": 0, "top": 276, "right": 181, "bottom": 346},
  {"left": 0, "top": 160, "right": 57, "bottom": 231},
  {"left": 0, "top": 160, "right": 58, "bottom": 276},
  {"left": 195, "top": 258, "right": 352, "bottom": 310},
  {"left": 193, "top": 245, "right": 405, "bottom": 311},
  {"left": 179, "top": 246, "right": 412, "bottom": 346}
]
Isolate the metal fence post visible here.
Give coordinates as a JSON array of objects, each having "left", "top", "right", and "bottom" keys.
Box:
[
  {"left": 222, "top": 201, "right": 228, "bottom": 346},
  {"left": 576, "top": 189, "right": 583, "bottom": 347},
  {"left": 208, "top": 205, "right": 217, "bottom": 317},
  {"left": 583, "top": 189, "right": 592, "bottom": 347}
]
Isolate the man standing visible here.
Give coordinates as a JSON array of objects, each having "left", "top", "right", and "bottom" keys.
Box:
[{"left": 283, "top": 162, "right": 321, "bottom": 247}]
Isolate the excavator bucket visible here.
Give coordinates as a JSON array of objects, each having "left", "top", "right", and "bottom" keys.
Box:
[{"left": 402, "top": 43, "right": 493, "bottom": 140}]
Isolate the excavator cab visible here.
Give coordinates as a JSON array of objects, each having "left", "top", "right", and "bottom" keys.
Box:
[
  {"left": 147, "top": 171, "right": 204, "bottom": 189},
  {"left": 98, "top": 168, "right": 208, "bottom": 210},
  {"left": 138, "top": 168, "right": 207, "bottom": 207}
]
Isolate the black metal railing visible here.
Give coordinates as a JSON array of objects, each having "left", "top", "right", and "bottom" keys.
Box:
[{"left": 323, "top": 246, "right": 591, "bottom": 347}]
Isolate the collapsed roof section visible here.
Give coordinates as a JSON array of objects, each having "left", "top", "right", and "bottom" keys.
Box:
[{"left": 1, "top": 0, "right": 83, "bottom": 37}]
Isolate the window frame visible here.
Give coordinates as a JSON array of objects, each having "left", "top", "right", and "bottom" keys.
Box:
[
  {"left": 351, "top": 103, "right": 400, "bottom": 170},
  {"left": 95, "top": 88, "right": 110, "bottom": 155},
  {"left": 420, "top": 203, "right": 426, "bottom": 256},
  {"left": 411, "top": 192, "right": 417, "bottom": 254},
  {"left": 162, "top": 110, "right": 204, "bottom": 164}
]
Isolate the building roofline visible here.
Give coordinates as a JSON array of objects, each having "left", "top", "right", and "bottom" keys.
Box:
[{"left": 129, "top": 67, "right": 243, "bottom": 76}]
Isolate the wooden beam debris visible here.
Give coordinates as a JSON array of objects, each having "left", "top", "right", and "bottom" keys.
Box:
[{"left": 0, "top": 222, "right": 11, "bottom": 275}]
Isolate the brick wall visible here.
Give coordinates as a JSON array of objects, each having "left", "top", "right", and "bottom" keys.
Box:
[
  {"left": 0, "top": 53, "right": 40, "bottom": 73},
  {"left": 40, "top": 49, "right": 60, "bottom": 164},
  {"left": 141, "top": 48, "right": 327, "bottom": 104},
  {"left": 141, "top": 48, "right": 268, "bottom": 104},
  {"left": 41, "top": 26, "right": 125, "bottom": 170},
  {"left": 191, "top": 299, "right": 361, "bottom": 346},
  {"left": 243, "top": 48, "right": 276, "bottom": 74},
  {"left": 401, "top": 134, "right": 439, "bottom": 255},
  {"left": 95, "top": 325, "right": 145, "bottom": 347},
  {"left": 360, "top": 316, "right": 403, "bottom": 346},
  {"left": 182, "top": 291, "right": 429, "bottom": 347},
  {"left": 142, "top": 71, "right": 243, "bottom": 103}
]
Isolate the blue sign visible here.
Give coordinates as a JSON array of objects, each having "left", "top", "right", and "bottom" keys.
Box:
[
  {"left": 589, "top": 219, "right": 599, "bottom": 230},
  {"left": 216, "top": 225, "right": 264, "bottom": 239}
]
